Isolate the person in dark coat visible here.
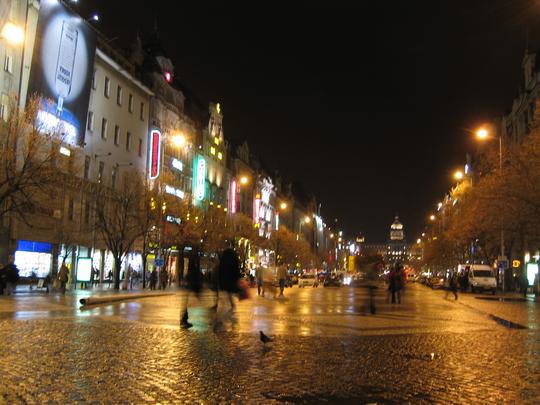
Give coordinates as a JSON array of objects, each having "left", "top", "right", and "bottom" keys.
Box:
[
  {"left": 389, "top": 262, "right": 404, "bottom": 304},
  {"left": 3, "top": 256, "right": 19, "bottom": 296},
  {"left": 149, "top": 269, "right": 158, "bottom": 290},
  {"left": 180, "top": 248, "right": 203, "bottom": 329},
  {"left": 215, "top": 247, "right": 241, "bottom": 325}
]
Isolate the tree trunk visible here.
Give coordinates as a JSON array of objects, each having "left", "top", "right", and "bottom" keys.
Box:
[{"left": 114, "top": 256, "right": 122, "bottom": 290}]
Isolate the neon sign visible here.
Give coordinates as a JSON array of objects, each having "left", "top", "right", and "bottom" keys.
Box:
[
  {"left": 165, "top": 184, "right": 185, "bottom": 199},
  {"left": 230, "top": 180, "right": 237, "bottom": 214},
  {"left": 193, "top": 155, "right": 206, "bottom": 201},
  {"left": 171, "top": 158, "right": 183, "bottom": 171},
  {"left": 148, "top": 129, "right": 161, "bottom": 179}
]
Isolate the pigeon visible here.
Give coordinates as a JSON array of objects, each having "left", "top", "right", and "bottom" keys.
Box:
[{"left": 259, "top": 330, "right": 273, "bottom": 344}]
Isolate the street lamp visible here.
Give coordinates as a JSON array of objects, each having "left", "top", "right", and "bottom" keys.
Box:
[
  {"left": 280, "top": 202, "right": 287, "bottom": 210},
  {"left": 171, "top": 133, "right": 186, "bottom": 148},
  {"left": 240, "top": 176, "right": 248, "bottom": 185},
  {"left": 1, "top": 22, "right": 24, "bottom": 45},
  {"left": 475, "top": 126, "right": 505, "bottom": 289},
  {"left": 454, "top": 170, "right": 463, "bottom": 180},
  {"left": 429, "top": 214, "right": 436, "bottom": 221}
]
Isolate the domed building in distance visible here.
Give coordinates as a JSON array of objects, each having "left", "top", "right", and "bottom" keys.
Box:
[{"left": 387, "top": 215, "right": 408, "bottom": 263}]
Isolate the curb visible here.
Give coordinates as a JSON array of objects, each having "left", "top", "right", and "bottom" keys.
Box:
[{"left": 79, "top": 292, "right": 175, "bottom": 308}]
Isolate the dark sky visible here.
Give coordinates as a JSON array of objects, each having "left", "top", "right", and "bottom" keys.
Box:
[{"left": 77, "top": 0, "right": 540, "bottom": 242}]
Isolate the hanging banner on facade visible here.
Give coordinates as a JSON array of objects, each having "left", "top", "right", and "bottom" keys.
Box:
[
  {"left": 148, "top": 129, "right": 161, "bottom": 179},
  {"left": 192, "top": 155, "right": 206, "bottom": 203},
  {"left": 27, "top": 0, "right": 97, "bottom": 146}
]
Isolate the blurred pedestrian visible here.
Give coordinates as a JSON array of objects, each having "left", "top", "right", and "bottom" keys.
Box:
[
  {"left": 58, "top": 263, "right": 69, "bottom": 295},
  {"left": 149, "top": 268, "right": 158, "bottom": 290},
  {"left": 180, "top": 248, "right": 203, "bottom": 329},
  {"left": 215, "top": 246, "right": 241, "bottom": 326},
  {"left": 255, "top": 263, "right": 264, "bottom": 296},
  {"left": 390, "top": 262, "right": 404, "bottom": 304},
  {"left": 446, "top": 272, "right": 459, "bottom": 300},
  {"left": 159, "top": 268, "right": 168, "bottom": 290},
  {"left": 277, "top": 259, "right": 287, "bottom": 297},
  {"left": 3, "top": 255, "right": 19, "bottom": 296}
]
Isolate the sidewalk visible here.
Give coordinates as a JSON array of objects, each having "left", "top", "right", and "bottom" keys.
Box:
[{"left": 12, "top": 282, "right": 180, "bottom": 296}]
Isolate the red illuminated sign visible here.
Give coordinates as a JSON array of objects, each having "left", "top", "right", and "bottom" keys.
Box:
[
  {"left": 148, "top": 129, "right": 161, "bottom": 179},
  {"left": 164, "top": 72, "right": 172, "bottom": 83}
]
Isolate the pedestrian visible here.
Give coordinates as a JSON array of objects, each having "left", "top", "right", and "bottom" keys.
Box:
[
  {"left": 159, "top": 268, "right": 168, "bottom": 290},
  {"left": 180, "top": 248, "right": 203, "bottom": 329},
  {"left": 446, "top": 272, "right": 459, "bottom": 300},
  {"left": 3, "top": 255, "right": 19, "bottom": 296},
  {"left": 0, "top": 263, "right": 6, "bottom": 295},
  {"left": 123, "top": 265, "right": 133, "bottom": 290},
  {"left": 215, "top": 246, "right": 241, "bottom": 326},
  {"left": 44, "top": 273, "right": 51, "bottom": 293},
  {"left": 277, "top": 259, "right": 287, "bottom": 297},
  {"left": 389, "top": 262, "right": 404, "bottom": 304},
  {"left": 149, "top": 268, "right": 158, "bottom": 290},
  {"left": 107, "top": 270, "right": 113, "bottom": 288},
  {"left": 255, "top": 263, "right": 264, "bottom": 296},
  {"left": 58, "top": 263, "right": 69, "bottom": 295},
  {"left": 520, "top": 270, "right": 528, "bottom": 297}
]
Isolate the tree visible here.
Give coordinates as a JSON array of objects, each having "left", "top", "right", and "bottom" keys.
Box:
[
  {"left": 0, "top": 96, "right": 63, "bottom": 229},
  {"left": 94, "top": 172, "right": 144, "bottom": 290}
]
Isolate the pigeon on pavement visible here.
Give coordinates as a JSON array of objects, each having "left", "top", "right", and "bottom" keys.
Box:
[{"left": 260, "top": 330, "right": 273, "bottom": 344}]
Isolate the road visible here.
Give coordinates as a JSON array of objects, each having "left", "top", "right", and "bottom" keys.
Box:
[{"left": 0, "top": 283, "right": 538, "bottom": 403}]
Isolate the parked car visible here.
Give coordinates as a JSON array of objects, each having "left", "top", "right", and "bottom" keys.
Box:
[
  {"left": 298, "top": 274, "right": 319, "bottom": 288},
  {"left": 458, "top": 264, "right": 497, "bottom": 294},
  {"left": 428, "top": 276, "right": 445, "bottom": 289},
  {"left": 323, "top": 275, "right": 342, "bottom": 287}
]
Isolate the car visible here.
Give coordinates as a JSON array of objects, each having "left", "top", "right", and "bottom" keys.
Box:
[
  {"left": 298, "top": 274, "right": 319, "bottom": 287},
  {"left": 428, "top": 276, "right": 445, "bottom": 289},
  {"left": 323, "top": 276, "right": 342, "bottom": 287},
  {"left": 458, "top": 264, "right": 497, "bottom": 294}
]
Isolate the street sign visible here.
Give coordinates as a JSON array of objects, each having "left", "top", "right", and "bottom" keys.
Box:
[
  {"left": 155, "top": 258, "right": 165, "bottom": 266},
  {"left": 512, "top": 260, "right": 521, "bottom": 268},
  {"left": 497, "top": 260, "right": 509, "bottom": 269}
]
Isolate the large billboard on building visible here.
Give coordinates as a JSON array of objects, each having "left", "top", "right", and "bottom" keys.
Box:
[{"left": 27, "top": 0, "right": 96, "bottom": 146}]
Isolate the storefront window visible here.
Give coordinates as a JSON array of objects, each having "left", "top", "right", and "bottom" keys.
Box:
[{"left": 15, "top": 251, "right": 52, "bottom": 278}]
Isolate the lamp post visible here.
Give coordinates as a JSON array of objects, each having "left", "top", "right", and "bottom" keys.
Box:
[{"left": 476, "top": 127, "right": 505, "bottom": 290}]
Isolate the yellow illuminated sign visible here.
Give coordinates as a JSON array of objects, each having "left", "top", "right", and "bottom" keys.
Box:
[{"left": 512, "top": 260, "right": 521, "bottom": 268}]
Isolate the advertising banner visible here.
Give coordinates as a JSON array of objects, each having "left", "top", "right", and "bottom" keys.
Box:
[{"left": 27, "top": 0, "right": 96, "bottom": 146}]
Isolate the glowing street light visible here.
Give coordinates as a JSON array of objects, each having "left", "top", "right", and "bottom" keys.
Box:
[
  {"left": 304, "top": 216, "right": 311, "bottom": 224},
  {"left": 280, "top": 202, "right": 287, "bottom": 210},
  {"left": 240, "top": 176, "right": 248, "bottom": 185},
  {"left": 454, "top": 170, "right": 464, "bottom": 180},
  {"left": 476, "top": 127, "right": 489, "bottom": 140},
  {"left": 417, "top": 238, "right": 421, "bottom": 244},
  {"left": 1, "top": 22, "right": 24, "bottom": 45},
  {"left": 429, "top": 214, "right": 436, "bottom": 221},
  {"left": 172, "top": 133, "right": 186, "bottom": 147}
]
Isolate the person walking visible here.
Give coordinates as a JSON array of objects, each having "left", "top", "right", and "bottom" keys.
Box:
[
  {"left": 180, "top": 248, "right": 203, "bottom": 329},
  {"left": 149, "top": 268, "right": 158, "bottom": 290},
  {"left": 58, "top": 263, "right": 69, "bottom": 295},
  {"left": 215, "top": 246, "right": 241, "bottom": 326},
  {"left": 277, "top": 259, "right": 287, "bottom": 297},
  {"left": 390, "top": 262, "right": 404, "bottom": 304},
  {"left": 446, "top": 272, "right": 459, "bottom": 300},
  {"left": 255, "top": 263, "right": 264, "bottom": 296},
  {"left": 159, "top": 268, "right": 168, "bottom": 290},
  {"left": 3, "top": 256, "right": 19, "bottom": 296}
]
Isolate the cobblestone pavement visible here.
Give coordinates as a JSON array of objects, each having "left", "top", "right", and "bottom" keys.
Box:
[{"left": 0, "top": 284, "right": 538, "bottom": 404}]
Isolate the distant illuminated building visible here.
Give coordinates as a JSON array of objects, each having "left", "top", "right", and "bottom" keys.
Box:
[{"left": 387, "top": 215, "right": 408, "bottom": 263}]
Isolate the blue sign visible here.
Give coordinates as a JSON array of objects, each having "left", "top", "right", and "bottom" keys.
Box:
[
  {"left": 17, "top": 240, "right": 53, "bottom": 253},
  {"left": 155, "top": 258, "right": 165, "bottom": 267},
  {"left": 497, "top": 260, "right": 509, "bottom": 269}
]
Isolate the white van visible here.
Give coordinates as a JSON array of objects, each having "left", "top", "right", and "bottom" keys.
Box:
[{"left": 458, "top": 264, "right": 497, "bottom": 294}]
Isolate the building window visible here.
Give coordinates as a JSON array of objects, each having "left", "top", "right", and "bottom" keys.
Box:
[
  {"left": 128, "top": 94, "right": 134, "bottom": 113},
  {"left": 67, "top": 197, "right": 74, "bottom": 221},
  {"left": 84, "top": 156, "right": 90, "bottom": 179},
  {"left": 140, "top": 102, "right": 144, "bottom": 120},
  {"left": 138, "top": 138, "right": 143, "bottom": 157},
  {"left": 101, "top": 118, "right": 108, "bottom": 140},
  {"left": 98, "top": 161, "right": 105, "bottom": 183},
  {"left": 0, "top": 93, "right": 8, "bottom": 121},
  {"left": 114, "top": 125, "right": 120, "bottom": 146},
  {"left": 111, "top": 167, "right": 117, "bottom": 189},
  {"left": 104, "top": 76, "right": 110, "bottom": 98},
  {"left": 126, "top": 131, "right": 132, "bottom": 151},
  {"left": 92, "top": 69, "right": 97, "bottom": 90},
  {"left": 3, "top": 52, "right": 13, "bottom": 73},
  {"left": 116, "top": 85, "right": 122, "bottom": 106},
  {"left": 87, "top": 111, "right": 94, "bottom": 131}
]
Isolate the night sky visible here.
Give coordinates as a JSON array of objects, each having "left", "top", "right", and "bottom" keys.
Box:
[{"left": 76, "top": 0, "right": 540, "bottom": 242}]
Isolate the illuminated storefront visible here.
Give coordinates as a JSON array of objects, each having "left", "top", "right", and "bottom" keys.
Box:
[{"left": 14, "top": 240, "right": 53, "bottom": 278}]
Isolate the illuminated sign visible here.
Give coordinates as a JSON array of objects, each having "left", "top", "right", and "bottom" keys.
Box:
[
  {"left": 28, "top": 0, "right": 97, "bottom": 146},
  {"left": 77, "top": 257, "right": 92, "bottom": 282},
  {"left": 254, "top": 197, "right": 260, "bottom": 224},
  {"left": 171, "top": 158, "right": 183, "bottom": 171},
  {"left": 166, "top": 215, "right": 181, "bottom": 225},
  {"left": 148, "top": 129, "right": 161, "bottom": 179},
  {"left": 275, "top": 212, "right": 279, "bottom": 230},
  {"left": 164, "top": 71, "right": 172, "bottom": 83},
  {"left": 230, "top": 180, "right": 237, "bottom": 214},
  {"left": 165, "top": 184, "right": 184, "bottom": 199},
  {"left": 193, "top": 155, "right": 206, "bottom": 201}
]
